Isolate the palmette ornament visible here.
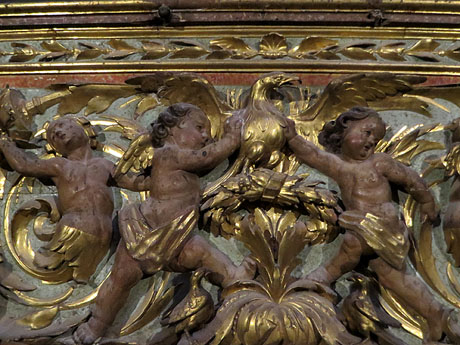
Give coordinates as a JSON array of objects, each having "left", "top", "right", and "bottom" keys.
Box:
[{"left": 185, "top": 218, "right": 361, "bottom": 345}]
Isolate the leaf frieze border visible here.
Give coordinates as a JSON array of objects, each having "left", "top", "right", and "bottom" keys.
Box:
[{"left": 2, "top": 34, "right": 459, "bottom": 66}]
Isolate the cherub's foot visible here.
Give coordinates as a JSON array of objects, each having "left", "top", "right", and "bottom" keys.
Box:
[
  {"left": 305, "top": 266, "right": 334, "bottom": 286},
  {"left": 73, "top": 319, "right": 105, "bottom": 345},
  {"left": 222, "top": 256, "right": 256, "bottom": 288},
  {"left": 442, "top": 309, "right": 460, "bottom": 343}
]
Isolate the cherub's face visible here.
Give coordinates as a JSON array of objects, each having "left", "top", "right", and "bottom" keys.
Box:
[
  {"left": 341, "top": 116, "right": 385, "bottom": 161},
  {"left": 47, "top": 119, "right": 88, "bottom": 155},
  {"left": 172, "top": 109, "right": 212, "bottom": 150}
]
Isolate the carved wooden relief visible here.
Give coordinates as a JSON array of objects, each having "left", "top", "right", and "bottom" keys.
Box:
[{"left": 3, "top": 2, "right": 460, "bottom": 344}]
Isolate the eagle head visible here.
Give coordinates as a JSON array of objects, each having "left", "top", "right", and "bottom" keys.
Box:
[{"left": 249, "top": 72, "right": 301, "bottom": 103}]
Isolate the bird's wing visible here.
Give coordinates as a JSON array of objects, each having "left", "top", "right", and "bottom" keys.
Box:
[
  {"left": 290, "top": 73, "right": 427, "bottom": 146},
  {"left": 166, "top": 294, "right": 210, "bottom": 324},
  {"left": 126, "top": 72, "right": 233, "bottom": 138},
  {"left": 354, "top": 293, "right": 401, "bottom": 328}
]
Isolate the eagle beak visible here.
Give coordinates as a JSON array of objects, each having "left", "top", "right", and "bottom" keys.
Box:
[{"left": 282, "top": 76, "right": 301, "bottom": 86}]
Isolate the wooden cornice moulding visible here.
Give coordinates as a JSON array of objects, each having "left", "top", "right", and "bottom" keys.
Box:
[
  {"left": 3, "top": 0, "right": 460, "bottom": 12},
  {"left": 2, "top": 0, "right": 460, "bottom": 28}
]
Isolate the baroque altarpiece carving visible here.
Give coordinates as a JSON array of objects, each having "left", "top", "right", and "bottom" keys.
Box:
[{"left": 3, "top": 1, "right": 460, "bottom": 344}]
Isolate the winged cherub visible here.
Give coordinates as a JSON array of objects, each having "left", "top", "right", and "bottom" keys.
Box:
[
  {"left": 284, "top": 106, "right": 460, "bottom": 343},
  {"left": 74, "top": 103, "right": 255, "bottom": 344},
  {"left": 0, "top": 116, "right": 116, "bottom": 284}
]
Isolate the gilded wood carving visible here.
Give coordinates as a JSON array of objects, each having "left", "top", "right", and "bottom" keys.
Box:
[
  {"left": 5, "top": 1, "right": 460, "bottom": 338},
  {"left": 1, "top": 70, "right": 460, "bottom": 345}
]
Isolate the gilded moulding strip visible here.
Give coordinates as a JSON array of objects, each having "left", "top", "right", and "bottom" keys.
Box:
[
  {"left": 2, "top": 26, "right": 460, "bottom": 41},
  {"left": 5, "top": 0, "right": 460, "bottom": 15},
  {"left": 3, "top": 60, "right": 460, "bottom": 76}
]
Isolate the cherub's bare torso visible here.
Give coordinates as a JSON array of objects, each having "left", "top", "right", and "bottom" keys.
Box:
[
  {"left": 336, "top": 153, "right": 398, "bottom": 219},
  {"left": 141, "top": 146, "right": 201, "bottom": 229},
  {"left": 47, "top": 156, "right": 114, "bottom": 245},
  {"left": 52, "top": 156, "right": 114, "bottom": 216}
]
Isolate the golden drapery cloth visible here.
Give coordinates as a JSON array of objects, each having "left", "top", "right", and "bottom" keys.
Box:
[
  {"left": 339, "top": 210, "right": 409, "bottom": 270},
  {"left": 119, "top": 203, "right": 198, "bottom": 274}
]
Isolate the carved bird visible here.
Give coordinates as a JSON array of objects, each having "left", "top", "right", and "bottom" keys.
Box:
[
  {"left": 342, "top": 273, "right": 408, "bottom": 345},
  {"left": 149, "top": 268, "right": 214, "bottom": 345},
  {"left": 163, "top": 268, "right": 214, "bottom": 332},
  {"left": 31, "top": 72, "right": 460, "bottom": 195},
  {"left": 99, "top": 72, "right": 301, "bottom": 197},
  {"left": 203, "top": 72, "right": 300, "bottom": 197}
]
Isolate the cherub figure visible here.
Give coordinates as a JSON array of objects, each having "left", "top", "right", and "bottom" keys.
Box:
[
  {"left": 0, "top": 116, "right": 115, "bottom": 284},
  {"left": 74, "top": 103, "right": 255, "bottom": 344},
  {"left": 284, "top": 106, "right": 460, "bottom": 342},
  {"left": 442, "top": 118, "right": 460, "bottom": 267}
]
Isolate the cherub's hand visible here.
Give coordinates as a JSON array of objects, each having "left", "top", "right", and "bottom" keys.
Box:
[
  {"left": 448, "top": 118, "right": 460, "bottom": 143},
  {"left": 224, "top": 115, "right": 243, "bottom": 138},
  {"left": 445, "top": 118, "right": 460, "bottom": 131},
  {"left": 0, "top": 132, "right": 12, "bottom": 147},
  {"left": 420, "top": 201, "right": 440, "bottom": 225},
  {"left": 283, "top": 118, "right": 298, "bottom": 141}
]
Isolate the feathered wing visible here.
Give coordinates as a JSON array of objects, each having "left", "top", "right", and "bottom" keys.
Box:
[
  {"left": 24, "top": 73, "right": 231, "bottom": 139},
  {"left": 126, "top": 72, "right": 233, "bottom": 138},
  {"left": 98, "top": 115, "right": 154, "bottom": 178},
  {"left": 113, "top": 132, "right": 154, "bottom": 178},
  {"left": 290, "top": 73, "right": 428, "bottom": 146},
  {"left": 375, "top": 123, "right": 444, "bottom": 165}
]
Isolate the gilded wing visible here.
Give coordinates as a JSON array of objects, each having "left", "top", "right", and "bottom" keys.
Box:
[
  {"left": 290, "top": 73, "right": 427, "bottom": 146},
  {"left": 101, "top": 114, "right": 149, "bottom": 140},
  {"left": 113, "top": 132, "right": 154, "bottom": 178},
  {"left": 126, "top": 72, "right": 232, "bottom": 138},
  {"left": 99, "top": 115, "right": 154, "bottom": 178},
  {"left": 375, "top": 123, "right": 444, "bottom": 165}
]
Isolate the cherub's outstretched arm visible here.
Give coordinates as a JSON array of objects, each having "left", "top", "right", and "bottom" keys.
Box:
[
  {"left": 111, "top": 171, "right": 151, "bottom": 192},
  {"left": 0, "top": 139, "right": 59, "bottom": 178},
  {"left": 284, "top": 118, "right": 341, "bottom": 180},
  {"left": 376, "top": 153, "right": 437, "bottom": 221},
  {"left": 174, "top": 117, "right": 242, "bottom": 172}
]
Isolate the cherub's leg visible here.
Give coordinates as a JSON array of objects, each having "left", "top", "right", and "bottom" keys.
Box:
[
  {"left": 73, "top": 241, "right": 143, "bottom": 345},
  {"left": 175, "top": 235, "right": 255, "bottom": 288},
  {"left": 307, "top": 231, "right": 366, "bottom": 285},
  {"left": 370, "top": 257, "right": 457, "bottom": 341}
]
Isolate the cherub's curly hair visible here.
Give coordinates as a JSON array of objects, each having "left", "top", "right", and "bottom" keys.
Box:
[
  {"left": 150, "top": 103, "right": 201, "bottom": 148},
  {"left": 318, "top": 106, "right": 384, "bottom": 154}
]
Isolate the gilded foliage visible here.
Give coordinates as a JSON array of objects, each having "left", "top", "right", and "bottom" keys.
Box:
[
  {"left": 3, "top": 36, "right": 460, "bottom": 64},
  {"left": 188, "top": 217, "right": 360, "bottom": 345}
]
